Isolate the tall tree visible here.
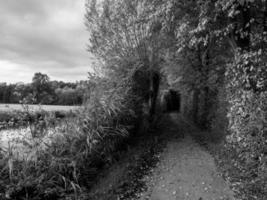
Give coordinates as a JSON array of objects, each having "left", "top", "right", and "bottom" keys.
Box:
[
  {"left": 32, "top": 72, "right": 53, "bottom": 104},
  {"left": 85, "top": 0, "right": 166, "bottom": 117}
]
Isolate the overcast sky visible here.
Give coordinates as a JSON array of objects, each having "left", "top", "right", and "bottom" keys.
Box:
[{"left": 0, "top": 0, "right": 93, "bottom": 83}]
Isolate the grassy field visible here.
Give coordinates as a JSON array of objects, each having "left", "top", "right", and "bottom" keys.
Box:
[{"left": 0, "top": 103, "right": 79, "bottom": 112}]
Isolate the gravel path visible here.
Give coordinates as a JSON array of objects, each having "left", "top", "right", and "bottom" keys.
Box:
[{"left": 139, "top": 114, "right": 235, "bottom": 200}]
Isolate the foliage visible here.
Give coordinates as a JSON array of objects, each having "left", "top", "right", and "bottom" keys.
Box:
[
  {"left": 0, "top": 73, "right": 87, "bottom": 105},
  {"left": 145, "top": 0, "right": 267, "bottom": 199},
  {"left": 1, "top": 0, "right": 266, "bottom": 199},
  {"left": 85, "top": 0, "right": 166, "bottom": 119},
  {"left": 0, "top": 70, "right": 144, "bottom": 199},
  {"left": 32, "top": 73, "right": 52, "bottom": 103},
  {"left": 0, "top": 0, "right": 168, "bottom": 198},
  {"left": 225, "top": 91, "right": 267, "bottom": 199}
]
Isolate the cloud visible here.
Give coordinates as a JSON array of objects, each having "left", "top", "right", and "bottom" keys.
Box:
[
  {"left": 0, "top": 60, "right": 33, "bottom": 83},
  {"left": 0, "top": 0, "right": 94, "bottom": 83}
]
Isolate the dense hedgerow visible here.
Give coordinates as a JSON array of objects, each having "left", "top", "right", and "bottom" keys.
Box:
[
  {"left": 222, "top": 49, "right": 267, "bottom": 200},
  {"left": 213, "top": 92, "right": 267, "bottom": 200}
]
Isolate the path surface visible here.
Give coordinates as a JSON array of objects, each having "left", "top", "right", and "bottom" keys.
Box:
[{"left": 139, "top": 114, "right": 234, "bottom": 200}]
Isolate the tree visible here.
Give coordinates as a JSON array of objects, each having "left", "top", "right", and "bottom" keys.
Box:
[
  {"left": 32, "top": 73, "right": 54, "bottom": 104},
  {"left": 85, "top": 0, "right": 166, "bottom": 118},
  {"left": 13, "top": 83, "right": 33, "bottom": 103}
]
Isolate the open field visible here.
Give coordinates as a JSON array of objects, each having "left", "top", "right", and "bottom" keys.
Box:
[{"left": 0, "top": 103, "right": 79, "bottom": 112}]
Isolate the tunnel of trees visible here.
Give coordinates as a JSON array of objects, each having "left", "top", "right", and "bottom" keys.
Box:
[
  {"left": 1, "top": 1, "right": 266, "bottom": 200},
  {"left": 85, "top": 0, "right": 267, "bottom": 199}
]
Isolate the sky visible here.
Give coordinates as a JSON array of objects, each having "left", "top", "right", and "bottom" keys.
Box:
[{"left": 0, "top": 0, "right": 94, "bottom": 83}]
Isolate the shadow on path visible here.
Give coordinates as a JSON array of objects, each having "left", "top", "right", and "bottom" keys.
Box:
[
  {"left": 139, "top": 113, "right": 234, "bottom": 200},
  {"left": 86, "top": 113, "right": 234, "bottom": 200}
]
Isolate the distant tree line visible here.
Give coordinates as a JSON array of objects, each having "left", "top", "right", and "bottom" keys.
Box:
[{"left": 0, "top": 72, "right": 88, "bottom": 105}]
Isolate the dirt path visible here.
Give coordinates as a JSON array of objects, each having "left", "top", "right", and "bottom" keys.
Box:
[{"left": 139, "top": 114, "right": 235, "bottom": 200}]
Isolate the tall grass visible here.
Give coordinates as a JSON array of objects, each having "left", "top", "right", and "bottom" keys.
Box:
[{"left": 0, "top": 75, "right": 141, "bottom": 200}]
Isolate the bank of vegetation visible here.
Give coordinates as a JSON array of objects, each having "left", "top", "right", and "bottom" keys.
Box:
[{"left": 0, "top": 0, "right": 266, "bottom": 199}]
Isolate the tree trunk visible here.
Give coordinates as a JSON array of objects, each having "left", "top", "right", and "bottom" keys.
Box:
[
  {"left": 192, "top": 88, "right": 200, "bottom": 125},
  {"left": 201, "top": 86, "right": 210, "bottom": 129},
  {"left": 149, "top": 72, "right": 160, "bottom": 118}
]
